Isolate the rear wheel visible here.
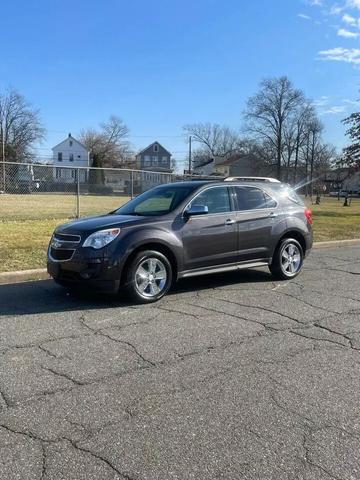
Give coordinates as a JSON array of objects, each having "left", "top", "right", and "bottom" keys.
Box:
[
  {"left": 124, "top": 250, "right": 172, "bottom": 303},
  {"left": 269, "top": 238, "right": 304, "bottom": 280}
]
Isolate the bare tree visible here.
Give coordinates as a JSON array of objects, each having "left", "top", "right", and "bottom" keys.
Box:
[
  {"left": 183, "top": 123, "right": 242, "bottom": 159},
  {"left": 300, "top": 117, "right": 330, "bottom": 197},
  {"left": 80, "top": 115, "right": 130, "bottom": 186},
  {"left": 244, "top": 76, "right": 304, "bottom": 180},
  {"left": 0, "top": 88, "right": 45, "bottom": 162},
  {"left": 291, "top": 102, "right": 317, "bottom": 185},
  {"left": 80, "top": 115, "right": 130, "bottom": 169}
]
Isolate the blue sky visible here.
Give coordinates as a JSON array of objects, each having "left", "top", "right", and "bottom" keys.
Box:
[{"left": 1, "top": 0, "right": 360, "bottom": 169}]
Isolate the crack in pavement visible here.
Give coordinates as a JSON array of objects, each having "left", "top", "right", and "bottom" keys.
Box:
[
  {"left": 0, "top": 423, "right": 132, "bottom": 480},
  {"left": 194, "top": 297, "right": 308, "bottom": 327},
  {"left": 0, "top": 333, "right": 93, "bottom": 358},
  {"left": 40, "top": 365, "right": 87, "bottom": 387},
  {"left": 301, "top": 430, "right": 345, "bottom": 480},
  {"left": 65, "top": 439, "right": 135, "bottom": 480},
  {"left": 289, "top": 327, "right": 360, "bottom": 351},
  {"left": 79, "top": 316, "right": 156, "bottom": 367},
  {"left": 274, "top": 290, "right": 349, "bottom": 314}
]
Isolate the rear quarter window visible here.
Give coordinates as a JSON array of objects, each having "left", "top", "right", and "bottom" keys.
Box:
[
  {"left": 269, "top": 185, "right": 303, "bottom": 205},
  {"left": 235, "top": 186, "right": 277, "bottom": 210}
]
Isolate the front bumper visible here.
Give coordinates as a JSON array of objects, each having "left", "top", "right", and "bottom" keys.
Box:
[{"left": 47, "top": 253, "right": 122, "bottom": 294}]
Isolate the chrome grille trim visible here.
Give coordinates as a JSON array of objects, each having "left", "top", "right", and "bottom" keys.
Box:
[
  {"left": 49, "top": 247, "right": 75, "bottom": 262},
  {"left": 54, "top": 233, "right": 81, "bottom": 243}
]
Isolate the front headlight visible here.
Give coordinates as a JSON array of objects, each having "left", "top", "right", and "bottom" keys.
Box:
[{"left": 82, "top": 228, "right": 121, "bottom": 249}]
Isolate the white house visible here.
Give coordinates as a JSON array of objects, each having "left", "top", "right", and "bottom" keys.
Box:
[{"left": 52, "top": 133, "right": 90, "bottom": 183}]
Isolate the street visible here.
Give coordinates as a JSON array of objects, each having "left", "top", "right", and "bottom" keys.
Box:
[{"left": 0, "top": 246, "right": 360, "bottom": 479}]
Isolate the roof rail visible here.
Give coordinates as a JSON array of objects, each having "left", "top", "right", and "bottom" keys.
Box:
[{"left": 223, "top": 176, "right": 281, "bottom": 183}]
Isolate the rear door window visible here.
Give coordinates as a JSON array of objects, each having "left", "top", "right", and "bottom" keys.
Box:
[{"left": 235, "top": 186, "right": 269, "bottom": 211}]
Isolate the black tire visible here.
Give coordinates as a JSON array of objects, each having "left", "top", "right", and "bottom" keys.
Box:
[
  {"left": 124, "top": 250, "right": 173, "bottom": 303},
  {"left": 269, "top": 238, "right": 304, "bottom": 280}
]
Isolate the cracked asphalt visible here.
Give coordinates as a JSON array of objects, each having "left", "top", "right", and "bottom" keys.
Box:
[{"left": 1, "top": 246, "right": 360, "bottom": 480}]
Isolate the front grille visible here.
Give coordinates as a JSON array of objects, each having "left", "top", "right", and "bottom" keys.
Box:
[
  {"left": 50, "top": 248, "right": 75, "bottom": 261},
  {"left": 54, "top": 233, "right": 81, "bottom": 243}
]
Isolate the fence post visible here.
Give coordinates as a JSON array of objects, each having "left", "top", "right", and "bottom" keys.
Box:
[
  {"left": 76, "top": 168, "right": 80, "bottom": 218},
  {"left": 130, "top": 170, "right": 134, "bottom": 199},
  {"left": 2, "top": 162, "right": 5, "bottom": 193}
]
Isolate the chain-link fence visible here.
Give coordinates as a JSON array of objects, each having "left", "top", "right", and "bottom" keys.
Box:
[{"left": 0, "top": 162, "right": 222, "bottom": 221}]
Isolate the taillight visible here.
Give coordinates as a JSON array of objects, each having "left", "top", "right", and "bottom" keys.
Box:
[{"left": 305, "top": 208, "right": 313, "bottom": 225}]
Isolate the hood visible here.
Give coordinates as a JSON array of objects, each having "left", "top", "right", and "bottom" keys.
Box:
[{"left": 56, "top": 214, "right": 147, "bottom": 234}]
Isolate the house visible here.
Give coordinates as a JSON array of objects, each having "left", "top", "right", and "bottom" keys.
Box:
[
  {"left": 136, "top": 141, "right": 172, "bottom": 172},
  {"left": 135, "top": 141, "right": 173, "bottom": 192},
  {"left": 193, "top": 154, "right": 264, "bottom": 177},
  {"left": 52, "top": 133, "right": 90, "bottom": 183}
]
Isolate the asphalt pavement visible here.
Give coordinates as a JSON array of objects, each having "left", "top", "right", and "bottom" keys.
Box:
[{"left": 0, "top": 246, "right": 360, "bottom": 479}]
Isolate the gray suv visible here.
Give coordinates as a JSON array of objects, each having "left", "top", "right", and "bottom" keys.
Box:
[{"left": 48, "top": 178, "right": 313, "bottom": 303}]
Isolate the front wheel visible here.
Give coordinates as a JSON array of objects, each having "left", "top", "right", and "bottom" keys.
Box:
[
  {"left": 124, "top": 250, "right": 173, "bottom": 303},
  {"left": 269, "top": 238, "right": 304, "bottom": 280}
]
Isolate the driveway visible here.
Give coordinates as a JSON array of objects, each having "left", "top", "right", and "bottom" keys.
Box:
[{"left": 0, "top": 246, "right": 360, "bottom": 479}]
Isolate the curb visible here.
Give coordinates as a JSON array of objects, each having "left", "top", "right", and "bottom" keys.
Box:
[
  {"left": 0, "top": 269, "right": 48, "bottom": 285},
  {"left": 0, "top": 239, "right": 360, "bottom": 285},
  {"left": 312, "top": 238, "right": 360, "bottom": 249}
]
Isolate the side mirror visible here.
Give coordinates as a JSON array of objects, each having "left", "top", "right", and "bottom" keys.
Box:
[{"left": 184, "top": 204, "right": 209, "bottom": 217}]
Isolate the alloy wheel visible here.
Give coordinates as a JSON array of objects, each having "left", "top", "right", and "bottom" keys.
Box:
[
  {"left": 281, "top": 243, "right": 302, "bottom": 275},
  {"left": 134, "top": 257, "right": 168, "bottom": 298}
]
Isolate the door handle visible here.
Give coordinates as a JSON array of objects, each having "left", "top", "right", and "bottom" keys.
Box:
[
  {"left": 225, "top": 219, "right": 236, "bottom": 225},
  {"left": 269, "top": 212, "right": 278, "bottom": 218}
]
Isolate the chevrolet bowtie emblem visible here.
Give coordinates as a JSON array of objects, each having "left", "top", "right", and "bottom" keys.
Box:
[{"left": 51, "top": 239, "right": 62, "bottom": 249}]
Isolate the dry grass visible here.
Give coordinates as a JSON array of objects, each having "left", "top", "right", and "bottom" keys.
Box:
[
  {"left": 0, "top": 193, "right": 130, "bottom": 220},
  {"left": 0, "top": 194, "right": 359, "bottom": 272},
  {"left": 307, "top": 196, "right": 360, "bottom": 242}
]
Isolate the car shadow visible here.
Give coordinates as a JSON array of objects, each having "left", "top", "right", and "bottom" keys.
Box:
[{"left": 0, "top": 268, "right": 274, "bottom": 317}]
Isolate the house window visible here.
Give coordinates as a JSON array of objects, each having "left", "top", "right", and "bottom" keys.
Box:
[
  {"left": 153, "top": 144, "right": 159, "bottom": 152},
  {"left": 69, "top": 140, "right": 73, "bottom": 147},
  {"left": 69, "top": 154, "right": 74, "bottom": 162},
  {"left": 152, "top": 156, "right": 158, "bottom": 165},
  {"left": 144, "top": 155, "right": 151, "bottom": 166},
  {"left": 58, "top": 152, "right": 63, "bottom": 162},
  {"left": 162, "top": 156, "right": 168, "bottom": 164}
]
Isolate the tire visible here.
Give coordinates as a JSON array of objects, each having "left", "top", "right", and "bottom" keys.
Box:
[
  {"left": 124, "top": 250, "right": 173, "bottom": 303},
  {"left": 269, "top": 238, "right": 304, "bottom": 280}
]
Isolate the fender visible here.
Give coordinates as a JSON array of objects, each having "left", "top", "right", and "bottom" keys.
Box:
[{"left": 112, "top": 225, "right": 184, "bottom": 270}]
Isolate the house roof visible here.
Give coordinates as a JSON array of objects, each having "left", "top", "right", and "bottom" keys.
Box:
[
  {"left": 136, "top": 141, "right": 172, "bottom": 157},
  {"left": 215, "top": 154, "right": 256, "bottom": 166},
  {"left": 52, "top": 134, "right": 89, "bottom": 152},
  {"left": 193, "top": 158, "right": 214, "bottom": 169}
]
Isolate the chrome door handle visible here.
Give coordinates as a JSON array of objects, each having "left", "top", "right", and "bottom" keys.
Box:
[
  {"left": 225, "top": 219, "right": 236, "bottom": 225},
  {"left": 269, "top": 212, "right": 278, "bottom": 218}
]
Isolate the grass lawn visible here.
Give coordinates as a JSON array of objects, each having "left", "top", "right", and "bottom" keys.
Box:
[
  {"left": 309, "top": 197, "right": 360, "bottom": 242},
  {"left": 0, "top": 194, "right": 359, "bottom": 272},
  {"left": 0, "top": 193, "right": 129, "bottom": 220},
  {"left": 0, "top": 194, "right": 129, "bottom": 272}
]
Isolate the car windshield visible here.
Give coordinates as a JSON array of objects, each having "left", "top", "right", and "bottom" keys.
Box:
[{"left": 113, "top": 184, "right": 197, "bottom": 216}]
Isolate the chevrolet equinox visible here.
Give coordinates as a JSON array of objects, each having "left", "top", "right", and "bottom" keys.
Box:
[{"left": 48, "top": 178, "right": 313, "bottom": 303}]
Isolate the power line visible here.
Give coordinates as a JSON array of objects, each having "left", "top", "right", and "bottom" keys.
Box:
[{"left": 45, "top": 130, "right": 184, "bottom": 139}]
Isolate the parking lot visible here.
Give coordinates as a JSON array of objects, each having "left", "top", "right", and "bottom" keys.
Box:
[{"left": 0, "top": 245, "right": 360, "bottom": 479}]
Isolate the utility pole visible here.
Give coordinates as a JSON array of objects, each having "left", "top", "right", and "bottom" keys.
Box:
[
  {"left": 1, "top": 118, "right": 5, "bottom": 193},
  {"left": 188, "top": 135, "right": 192, "bottom": 175}
]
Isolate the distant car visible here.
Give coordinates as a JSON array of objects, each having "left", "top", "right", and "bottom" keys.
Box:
[{"left": 48, "top": 178, "right": 313, "bottom": 303}]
